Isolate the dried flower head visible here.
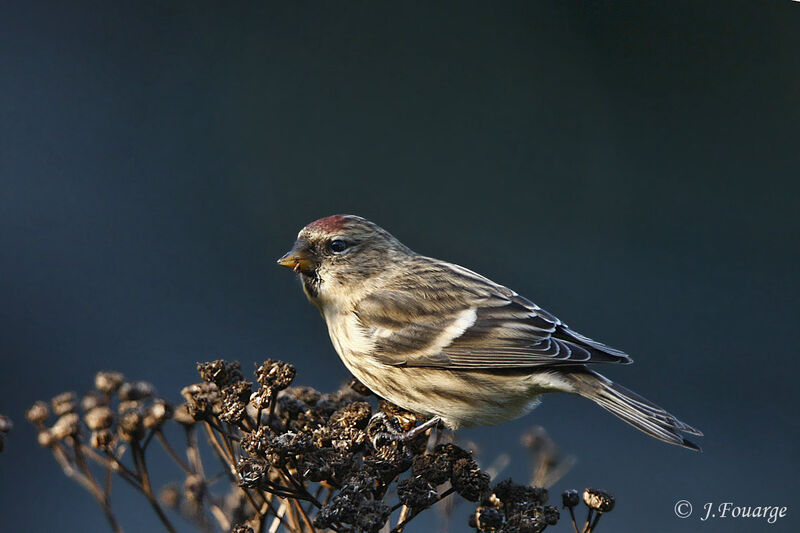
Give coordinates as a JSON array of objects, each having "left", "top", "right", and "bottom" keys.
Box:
[
  {"left": 118, "top": 381, "right": 155, "bottom": 402},
  {"left": 90, "top": 429, "right": 114, "bottom": 450},
  {"left": 561, "top": 489, "right": 579, "bottom": 508},
  {"left": 0, "top": 415, "right": 12, "bottom": 434},
  {"left": 181, "top": 382, "right": 221, "bottom": 420},
  {"left": 493, "top": 479, "right": 549, "bottom": 508},
  {"left": 37, "top": 429, "right": 55, "bottom": 447},
  {"left": 52, "top": 392, "right": 78, "bottom": 416},
  {"left": 85, "top": 406, "right": 114, "bottom": 430},
  {"left": 451, "top": 457, "right": 490, "bottom": 502},
  {"left": 51, "top": 413, "right": 80, "bottom": 440},
  {"left": 583, "top": 488, "right": 615, "bottom": 513},
  {"left": 159, "top": 484, "right": 180, "bottom": 509},
  {"left": 80, "top": 391, "right": 108, "bottom": 412},
  {"left": 118, "top": 408, "right": 146, "bottom": 441},
  {"left": 255, "top": 359, "right": 295, "bottom": 392},
  {"left": 397, "top": 477, "right": 438, "bottom": 508},
  {"left": 26, "top": 401, "right": 49, "bottom": 424},
  {"left": 198, "top": 360, "right": 244, "bottom": 387},
  {"left": 143, "top": 400, "right": 169, "bottom": 426},
  {"left": 94, "top": 371, "right": 125, "bottom": 393},
  {"left": 470, "top": 505, "right": 504, "bottom": 531},
  {"left": 237, "top": 457, "right": 268, "bottom": 489},
  {"left": 172, "top": 404, "right": 196, "bottom": 426}
]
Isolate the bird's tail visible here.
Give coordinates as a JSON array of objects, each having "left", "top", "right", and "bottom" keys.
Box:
[{"left": 562, "top": 369, "right": 703, "bottom": 451}]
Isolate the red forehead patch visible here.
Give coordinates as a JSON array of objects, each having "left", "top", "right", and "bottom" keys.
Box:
[{"left": 307, "top": 215, "right": 350, "bottom": 233}]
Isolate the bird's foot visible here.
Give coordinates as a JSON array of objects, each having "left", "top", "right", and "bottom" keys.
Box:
[{"left": 368, "top": 414, "right": 442, "bottom": 449}]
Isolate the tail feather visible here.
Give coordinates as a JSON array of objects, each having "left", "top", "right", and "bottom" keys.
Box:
[{"left": 565, "top": 370, "right": 703, "bottom": 451}]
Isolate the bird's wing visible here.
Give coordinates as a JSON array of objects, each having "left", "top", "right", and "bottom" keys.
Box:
[{"left": 353, "top": 258, "right": 632, "bottom": 369}]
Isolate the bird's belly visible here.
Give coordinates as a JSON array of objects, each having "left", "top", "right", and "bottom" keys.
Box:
[{"left": 337, "top": 351, "right": 545, "bottom": 429}]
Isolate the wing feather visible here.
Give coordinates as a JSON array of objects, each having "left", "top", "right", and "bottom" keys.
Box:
[{"left": 353, "top": 257, "right": 632, "bottom": 369}]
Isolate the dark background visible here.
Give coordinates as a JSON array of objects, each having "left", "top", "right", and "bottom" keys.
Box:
[{"left": 1, "top": 2, "right": 798, "bottom": 532}]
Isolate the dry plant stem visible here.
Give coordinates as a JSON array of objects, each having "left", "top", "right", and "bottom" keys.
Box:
[
  {"left": 155, "top": 430, "right": 193, "bottom": 474},
  {"left": 581, "top": 508, "right": 595, "bottom": 533},
  {"left": 64, "top": 440, "right": 124, "bottom": 533},
  {"left": 586, "top": 512, "right": 602, "bottom": 533},
  {"left": 80, "top": 445, "right": 143, "bottom": 489},
  {"left": 395, "top": 505, "right": 410, "bottom": 531},
  {"left": 568, "top": 506, "right": 580, "bottom": 533},
  {"left": 101, "top": 450, "right": 144, "bottom": 489},
  {"left": 131, "top": 441, "right": 177, "bottom": 533},
  {"left": 201, "top": 422, "right": 284, "bottom": 526}
]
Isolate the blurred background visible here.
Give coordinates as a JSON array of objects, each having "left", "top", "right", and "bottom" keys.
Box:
[{"left": 1, "top": 1, "right": 798, "bottom": 532}]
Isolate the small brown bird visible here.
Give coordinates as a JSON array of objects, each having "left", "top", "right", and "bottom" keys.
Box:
[{"left": 278, "top": 215, "right": 702, "bottom": 450}]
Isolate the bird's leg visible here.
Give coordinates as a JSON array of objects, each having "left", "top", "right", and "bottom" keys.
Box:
[
  {"left": 399, "top": 416, "right": 442, "bottom": 442},
  {"left": 369, "top": 413, "right": 443, "bottom": 448}
]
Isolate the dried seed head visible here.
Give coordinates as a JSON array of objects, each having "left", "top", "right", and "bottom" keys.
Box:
[
  {"left": 255, "top": 359, "right": 295, "bottom": 392},
  {"left": 90, "top": 429, "right": 114, "bottom": 450},
  {"left": 583, "top": 488, "right": 615, "bottom": 513},
  {"left": 0, "top": 415, "right": 12, "bottom": 433},
  {"left": 118, "top": 408, "right": 145, "bottom": 441},
  {"left": 284, "top": 386, "right": 321, "bottom": 406},
  {"left": 52, "top": 392, "right": 78, "bottom": 416},
  {"left": 264, "top": 431, "right": 313, "bottom": 467},
  {"left": 355, "top": 499, "right": 391, "bottom": 532},
  {"left": 240, "top": 426, "right": 270, "bottom": 456},
  {"left": 173, "top": 404, "right": 196, "bottom": 426},
  {"left": 197, "top": 360, "right": 244, "bottom": 387},
  {"left": 51, "top": 413, "right": 80, "bottom": 440},
  {"left": 26, "top": 401, "right": 49, "bottom": 424},
  {"left": 144, "top": 399, "right": 173, "bottom": 428},
  {"left": 38, "top": 429, "right": 55, "bottom": 447},
  {"left": 237, "top": 457, "right": 267, "bottom": 488},
  {"left": 397, "top": 477, "right": 438, "bottom": 509},
  {"left": 95, "top": 371, "right": 125, "bottom": 393},
  {"left": 561, "top": 489, "right": 579, "bottom": 508},
  {"left": 451, "top": 457, "right": 490, "bottom": 502},
  {"left": 501, "top": 512, "right": 547, "bottom": 533},
  {"left": 118, "top": 381, "right": 155, "bottom": 401},
  {"left": 543, "top": 505, "right": 560, "bottom": 525},
  {"left": 492, "top": 480, "right": 549, "bottom": 508},
  {"left": 472, "top": 506, "right": 503, "bottom": 531},
  {"left": 412, "top": 452, "right": 451, "bottom": 486},
  {"left": 231, "top": 525, "right": 254, "bottom": 533},
  {"left": 184, "top": 474, "right": 205, "bottom": 503},
  {"left": 181, "top": 382, "right": 221, "bottom": 420},
  {"left": 85, "top": 406, "right": 114, "bottom": 430},
  {"left": 117, "top": 400, "right": 141, "bottom": 413},
  {"left": 219, "top": 382, "right": 252, "bottom": 424},
  {"left": 159, "top": 484, "right": 180, "bottom": 509},
  {"left": 81, "top": 391, "right": 108, "bottom": 412}
]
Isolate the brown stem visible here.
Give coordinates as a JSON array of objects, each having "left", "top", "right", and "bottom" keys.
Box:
[
  {"left": 66, "top": 440, "right": 124, "bottom": 533},
  {"left": 131, "top": 441, "right": 177, "bottom": 533},
  {"left": 567, "top": 506, "right": 580, "bottom": 533},
  {"left": 586, "top": 512, "right": 602, "bottom": 533},
  {"left": 155, "top": 430, "right": 193, "bottom": 474},
  {"left": 581, "top": 508, "right": 595, "bottom": 533}
]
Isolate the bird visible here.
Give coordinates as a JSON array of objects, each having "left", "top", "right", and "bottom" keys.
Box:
[{"left": 278, "top": 215, "right": 702, "bottom": 450}]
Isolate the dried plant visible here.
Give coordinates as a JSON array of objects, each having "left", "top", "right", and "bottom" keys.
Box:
[
  {"left": 25, "top": 359, "right": 615, "bottom": 533},
  {"left": 0, "top": 413, "right": 11, "bottom": 452}
]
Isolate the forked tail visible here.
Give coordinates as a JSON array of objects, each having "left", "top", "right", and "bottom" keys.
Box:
[{"left": 565, "top": 370, "right": 703, "bottom": 451}]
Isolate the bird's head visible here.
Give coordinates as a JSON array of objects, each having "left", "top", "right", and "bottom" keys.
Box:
[{"left": 278, "top": 215, "right": 412, "bottom": 302}]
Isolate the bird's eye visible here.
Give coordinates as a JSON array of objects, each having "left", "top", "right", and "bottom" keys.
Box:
[{"left": 329, "top": 239, "right": 348, "bottom": 254}]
